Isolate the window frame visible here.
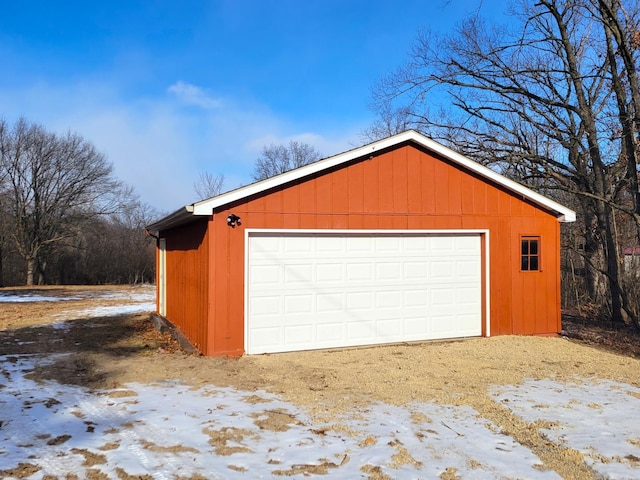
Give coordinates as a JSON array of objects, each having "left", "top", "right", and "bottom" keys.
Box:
[{"left": 520, "top": 235, "right": 541, "bottom": 272}]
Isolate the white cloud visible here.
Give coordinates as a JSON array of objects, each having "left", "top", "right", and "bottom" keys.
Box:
[
  {"left": 167, "top": 81, "right": 222, "bottom": 109},
  {"left": 0, "top": 80, "right": 365, "bottom": 214}
]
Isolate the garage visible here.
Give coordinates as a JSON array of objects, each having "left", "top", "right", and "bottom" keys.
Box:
[
  {"left": 246, "top": 231, "right": 484, "bottom": 354},
  {"left": 147, "top": 130, "right": 576, "bottom": 357}
]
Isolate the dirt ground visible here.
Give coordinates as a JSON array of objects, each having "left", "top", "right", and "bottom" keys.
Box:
[{"left": 2, "top": 285, "right": 640, "bottom": 480}]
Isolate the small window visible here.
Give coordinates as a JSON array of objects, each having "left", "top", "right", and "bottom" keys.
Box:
[{"left": 521, "top": 236, "right": 540, "bottom": 271}]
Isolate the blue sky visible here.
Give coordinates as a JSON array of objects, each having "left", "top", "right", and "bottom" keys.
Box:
[{"left": 0, "top": 1, "right": 506, "bottom": 213}]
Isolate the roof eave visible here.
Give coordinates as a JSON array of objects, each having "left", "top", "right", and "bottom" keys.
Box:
[{"left": 145, "top": 205, "right": 195, "bottom": 234}]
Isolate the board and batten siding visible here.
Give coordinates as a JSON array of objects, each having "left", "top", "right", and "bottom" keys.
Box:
[
  {"left": 162, "top": 220, "right": 210, "bottom": 353},
  {"left": 160, "top": 143, "right": 561, "bottom": 357}
]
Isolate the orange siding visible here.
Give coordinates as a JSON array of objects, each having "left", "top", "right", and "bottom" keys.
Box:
[
  {"left": 348, "top": 162, "right": 365, "bottom": 213},
  {"left": 160, "top": 143, "right": 564, "bottom": 356},
  {"left": 407, "top": 148, "right": 422, "bottom": 213},
  {"left": 163, "top": 220, "right": 209, "bottom": 353},
  {"left": 363, "top": 158, "right": 380, "bottom": 213},
  {"left": 421, "top": 152, "right": 436, "bottom": 213}
]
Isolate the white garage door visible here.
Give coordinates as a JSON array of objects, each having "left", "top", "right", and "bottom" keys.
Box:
[{"left": 246, "top": 232, "right": 482, "bottom": 354}]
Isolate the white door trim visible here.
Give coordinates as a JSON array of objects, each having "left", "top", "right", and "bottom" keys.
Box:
[
  {"left": 244, "top": 229, "right": 490, "bottom": 354},
  {"left": 158, "top": 238, "right": 167, "bottom": 316}
]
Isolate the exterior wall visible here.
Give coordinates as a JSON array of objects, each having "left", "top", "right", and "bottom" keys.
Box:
[
  {"left": 162, "top": 220, "right": 210, "bottom": 353},
  {"left": 202, "top": 144, "right": 562, "bottom": 356}
]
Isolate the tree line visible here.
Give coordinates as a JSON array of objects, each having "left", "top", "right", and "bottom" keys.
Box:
[
  {"left": 0, "top": 117, "right": 322, "bottom": 287},
  {"left": 367, "top": 0, "right": 640, "bottom": 329},
  {"left": 0, "top": 118, "right": 157, "bottom": 286}
]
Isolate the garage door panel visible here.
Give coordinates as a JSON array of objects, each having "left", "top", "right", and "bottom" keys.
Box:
[
  {"left": 405, "top": 236, "right": 428, "bottom": 251},
  {"left": 430, "top": 287, "right": 454, "bottom": 305},
  {"left": 404, "top": 289, "right": 429, "bottom": 306},
  {"left": 251, "top": 326, "right": 281, "bottom": 347},
  {"left": 247, "top": 232, "right": 483, "bottom": 354},
  {"left": 347, "top": 263, "right": 373, "bottom": 281},
  {"left": 454, "top": 235, "right": 481, "bottom": 251},
  {"left": 378, "top": 318, "right": 402, "bottom": 336},
  {"left": 316, "top": 293, "right": 344, "bottom": 312},
  {"left": 405, "top": 316, "right": 429, "bottom": 335},
  {"left": 405, "top": 261, "right": 428, "bottom": 279},
  {"left": 430, "top": 314, "right": 456, "bottom": 334},
  {"left": 347, "top": 320, "right": 375, "bottom": 340},
  {"left": 316, "top": 263, "right": 343, "bottom": 282},
  {"left": 457, "top": 313, "right": 482, "bottom": 333},
  {"left": 250, "top": 296, "right": 281, "bottom": 317},
  {"left": 317, "top": 322, "right": 344, "bottom": 342},
  {"left": 376, "top": 290, "right": 402, "bottom": 309},
  {"left": 284, "top": 264, "right": 313, "bottom": 284},
  {"left": 284, "top": 294, "right": 313, "bottom": 314},
  {"left": 431, "top": 261, "right": 455, "bottom": 280},
  {"left": 347, "top": 236, "right": 374, "bottom": 252},
  {"left": 250, "top": 264, "right": 281, "bottom": 285},
  {"left": 284, "top": 324, "right": 313, "bottom": 345},
  {"left": 284, "top": 236, "right": 313, "bottom": 252},
  {"left": 456, "top": 261, "right": 481, "bottom": 279},
  {"left": 457, "top": 286, "right": 482, "bottom": 304},
  {"left": 431, "top": 236, "right": 457, "bottom": 253},
  {"left": 346, "top": 291, "right": 373, "bottom": 310},
  {"left": 316, "top": 236, "right": 342, "bottom": 252},
  {"left": 376, "top": 262, "right": 402, "bottom": 280},
  {"left": 375, "top": 236, "right": 401, "bottom": 250}
]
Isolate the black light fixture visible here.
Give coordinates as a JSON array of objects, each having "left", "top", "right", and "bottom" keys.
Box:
[{"left": 226, "top": 213, "right": 241, "bottom": 228}]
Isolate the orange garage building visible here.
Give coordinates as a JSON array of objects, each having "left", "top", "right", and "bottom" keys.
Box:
[{"left": 146, "top": 130, "right": 575, "bottom": 357}]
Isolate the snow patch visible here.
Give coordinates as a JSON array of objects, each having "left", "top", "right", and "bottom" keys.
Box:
[
  {"left": 492, "top": 378, "right": 640, "bottom": 479},
  {"left": 0, "top": 294, "right": 79, "bottom": 303}
]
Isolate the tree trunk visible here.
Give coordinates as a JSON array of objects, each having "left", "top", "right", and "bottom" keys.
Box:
[
  {"left": 602, "top": 209, "right": 624, "bottom": 319},
  {"left": 25, "top": 257, "right": 35, "bottom": 286},
  {"left": 549, "top": 0, "right": 636, "bottom": 327},
  {"left": 583, "top": 221, "right": 608, "bottom": 305},
  {"left": 36, "top": 258, "right": 46, "bottom": 286}
]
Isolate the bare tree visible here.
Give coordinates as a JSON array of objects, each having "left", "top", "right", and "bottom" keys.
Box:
[
  {"left": 0, "top": 118, "right": 125, "bottom": 285},
  {"left": 0, "top": 121, "right": 9, "bottom": 286},
  {"left": 47, "top": 196, "right": 157, "bottom": 285},
  {"left": 252, "top": 141, "right": 322, "bottom": 181},
  {"left": 360, "top": 105, "right": 415, "bottom": 142},
  {"left": 596, "top": 0, "right": 640, "bottom": 231},
  {"left": 77, "top": 198, "right": 157, "bottom": 284},
  {"left": 371, "top": 0, "right": 640, "bottom": 327},
  {"left": 109, "top": 198, "right": 158, "bottom": 284},
  {"left": 0, "top": 192, "right": 8, "bottom": 287},
  {"left": 194, "top": 172, "right": 225, "bottom": 200}
]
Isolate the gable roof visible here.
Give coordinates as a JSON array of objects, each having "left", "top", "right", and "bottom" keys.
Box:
[{"left": 147, "top": 130, "right": 576, "bottom": 233}]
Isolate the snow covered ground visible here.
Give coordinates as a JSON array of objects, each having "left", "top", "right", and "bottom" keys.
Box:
[
  {"left": 0, "top": 293, "right": 79, "bottom": 303},
  {"left": 0, "top": 285, "right": 156, "bottom": 318},
  {"left": 1, "top": 288, "right": 640, "bottom": 478}
]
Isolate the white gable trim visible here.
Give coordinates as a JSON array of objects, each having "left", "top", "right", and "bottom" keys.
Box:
[
  {"left": 149, "top": 130, "right": 576, "bottom": 233},
  {"left": 192, "top": 131, "right": 418, "bottom": 215},
  {"left": 417, "top": 135, "right": 576, "bottom": 222},
  {"left": 193, "top": 130, "right": 575, "bottom": 222}
]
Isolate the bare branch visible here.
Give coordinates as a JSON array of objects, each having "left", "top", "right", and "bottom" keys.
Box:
[
  {"left": 194, "top": 172, "right": 225, "bottom": 200},
  {"left": 252, "top": 141, "right": 322, "bottom": 181}
]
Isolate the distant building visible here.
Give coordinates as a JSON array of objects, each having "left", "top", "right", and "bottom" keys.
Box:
[{"left": 624, "top": 247, "right": 640, "bottom": 275}]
